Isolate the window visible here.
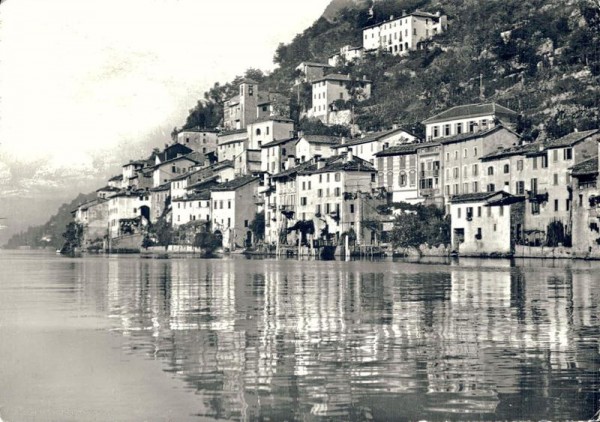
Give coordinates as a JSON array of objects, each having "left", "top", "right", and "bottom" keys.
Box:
[
  {"left": 564, "top": 148, "right": 573, "bottom": 160},
  {"left": 487, "top": 166, "right": 494, "bottom": 176},
  {"left": 503, "top": 164, "right": 510, "bottom": 174},
  {"left": 553, "top": 173, "right": 559, "bottom": 185}
]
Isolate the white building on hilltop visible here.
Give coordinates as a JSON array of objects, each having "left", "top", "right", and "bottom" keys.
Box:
[{"left": 363, "top": 11, "right": 447, "bottom": 56}]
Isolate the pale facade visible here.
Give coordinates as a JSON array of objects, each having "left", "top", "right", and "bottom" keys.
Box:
[
  {"left": 210, "top": 176, "right": 260, "bottom": 250},
  {"left": 310, "top": 74, "right": 371, "bottom": 123},
  {"left": 176, "top": 129, "right": 219, "bottom": 155},
  {"left": 107, "top": 191, "right": 151, "bottom": 238},
  {"left": 172, "top": 192, "right": 211, "bottom": 228},
  {"left": 450, "top": 191, "right": 524, "bottom": 255},
  {"left": 247, "top": 118, "right": 295, "bottom": 150},
  {"left": 423, "top": 103, "right": 518, "bottom": 142},
  {"left": 217, "top": 130, "right": 247, "bottom": 163},
  {"left": 375, "top": 144, "right": 420, "bottom": 203},
  {"left": 441, "top": 126, "right": 520, "bottom": 210},
  {"left": 363, "top": 11, "right": 447, "bottom": 55},
  {"left": 333, "top": 127, "right": 419, "bottom": 165},
  {"left": 295, "top": 135, "right": 341, "bottom": 163}
]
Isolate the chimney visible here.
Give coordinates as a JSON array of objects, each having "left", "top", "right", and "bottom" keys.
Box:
[{"left": 287, "top": 155, "right": 296, "bottom": 169}]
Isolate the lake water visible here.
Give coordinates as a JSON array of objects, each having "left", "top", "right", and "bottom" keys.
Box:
[{"left": 0, "top": 251, "right": 598, "bottom": 421}]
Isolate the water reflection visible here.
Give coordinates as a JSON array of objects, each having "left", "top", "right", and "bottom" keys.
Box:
[{"left": 74, "top": 257, "right": 600, "bottom": 420}]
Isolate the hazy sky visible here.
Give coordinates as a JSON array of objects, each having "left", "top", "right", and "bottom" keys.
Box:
[{"left": 0, "top": 0, "right": 329, "bottom": 198}]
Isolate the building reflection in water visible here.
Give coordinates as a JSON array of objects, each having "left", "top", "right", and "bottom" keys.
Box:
[{"left": 78, "top": 257, "right": 600, "bottom": 421}]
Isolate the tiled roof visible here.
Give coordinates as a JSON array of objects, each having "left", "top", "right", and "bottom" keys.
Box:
[
  {"left": 297, "top": 61, "right": 332, "bottom": 68},
  {"left": 374, "top": 144, "right": 419, "bottom": 157},
  {"left": 450, "top": 191, "right": 504, "bottom": 204},
  {"left": 298, "top": 155, "right": 376, "bottom": 175},
  {"left": 544, "top": 129, "right": 599, "bottom": 149},
  {"left": 437, "top": 125, "right": 518, "bottom": 145},
  {"left": 570, "top": 157, "right": 598, "bottom": 176},
  {"left": 149, "top": 183, "right": 170, "bottom": 192},
  {"left": 423, "top": 103, "right": 518, "bottom": 124},
  {"left": 211, "top": 175, "right": 260, "bottom": 191},
  {"left": 96, "top": 185, "right": 121, "bottom": 192},
  {"left": 218, "top": 129, "right": 246, "bottom": 137},
  {"left": 261, "top": 137, "right": 298, "bottom": 148},
  {"left": 300, "top": 135, "right": 342, "bottom": 145},
  {"left": 480, "top": 142, "right": 539, "bottom": 161},
  {"left": 333, "top": 127, "right": 418, "bottom": 148},
  {"left": 253, "top": 116, "right": 294, "bottom": 124},
  {"left": 312, "top": 73, "right": 372, "bottom": 84}
]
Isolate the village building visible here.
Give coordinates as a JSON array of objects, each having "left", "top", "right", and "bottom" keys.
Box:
[
  {"left": 172, "top": 190, "right": 212, "bottom": 228},
  {"left": 149, "top": 183, "right": 170, "bottom": 222},
  {"left": 261, "top": 137, "right": 298, "bottom": 175},
  {"left": 333, "top": 127, "right": 419, "bottom": 165},
  {"left": 362, "top": 11, "right": 447, "bottom": 56},
  {"left": 223, "top": 79, "right": 261, "bottom": 130},
  {"left": 107, "top": 190, "right": 151, "bottom": 239},
  {"left": 152, "top": 153, "right": 201, "bottom": 188},
  {"left": 295, "top": 135, "right": 342, "bottom": 163},
  {"left": 570, "top": 155, "right": 600, "bottom": 256},
  {"left": 374, "top": 144, "right": 420, "bottom": 203},
  {"left": 72, "top": 198, "right": 109, "bottom": 250},
  {"left": 439, "top": 125, "right": 521, "bottom": 212},
  {"left": 247, "top": 117, "right": 295, "bottom": 150},
  {"left": 450, "top": 191, "right": 525, "bottom": 256},
  {"left": 328, "top": 45, "right": 365, "bottom": 66},
  {"left": 310, "top": 74, "right": 372, "bottom": 124},
  {"left": 256, "top": 93, "right": 290, "bottom": 122},
  {"left": 423, "top": 102, "right": 518, "bottom": 142},
  {"left": 176, "top": 128, "right": 219, "bottom": 155},
  {"left": 210, "top": 175, "right": 261, "bottom": 250},
  {"left": 295, "top": 153, "right": 379, "bottom": 245},
  {"left": 416, "top": 142, "right": 443, "bottom": 206},
  {"left": 295, "top": 62, "right": 332, "bottom": 84}
]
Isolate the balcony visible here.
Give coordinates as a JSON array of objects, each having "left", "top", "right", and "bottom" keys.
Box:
[
  {"left": 419, "top": 170, "right": 440, "bottom": 179},
  {"left": 526, "top": 190, "right": 549, "bottom": 203}
]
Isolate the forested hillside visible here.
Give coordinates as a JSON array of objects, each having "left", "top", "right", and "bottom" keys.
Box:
[
  {"left": 179, "top": 0, "right": 599, "bottom": 141},
  {"left": 4, "top": 192, "right": 96, "bottom": 249}
]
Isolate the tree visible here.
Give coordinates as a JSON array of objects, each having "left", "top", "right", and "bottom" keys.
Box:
[
  {"left": 60, "top": 222, "right": 83, "bottom": 255},
  {"left": 249, "top": 211, "right": 265, "bottom": 242}
]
